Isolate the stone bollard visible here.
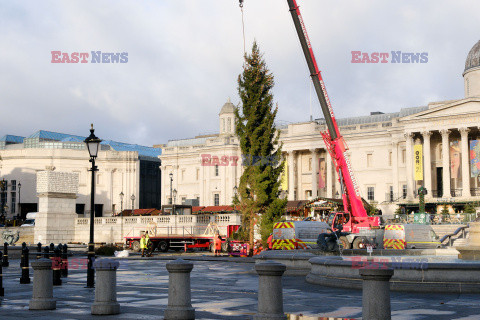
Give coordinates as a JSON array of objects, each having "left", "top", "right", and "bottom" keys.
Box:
[
  {"left": 91, "top": 259, "right": 120, "bottom": 315},
  {"left": 0, "top": 251, "right": 4, "bottom": 296},
  {"left": 2, "top": 242, "right": 9, "bottom": 267},
  {"left": 359, "top": 268, "right": 394, "bottom": 320},
  {"left": 20, "top": 244, "right": 31, "bottom": 284},
  {"left": 254, "top": 261, "right": 287, "bottom": 320},
  {"left": 29, "top": 259, "right": 56, "bottom": 310},
  {"left": 37, "top": 242, "right": 42, "bottom": 259},
  {"left": 164, "top": 259, "right": 195, "bottom": 320},
  {"left": 52, "top": 246, "right": 62, "bottom": 286},
  {"left": 61, "top": 244, "right": 68, "bottom": 278}
]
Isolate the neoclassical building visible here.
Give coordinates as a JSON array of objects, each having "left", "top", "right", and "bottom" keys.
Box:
[
  {"left": 160, "top": 40, "right": 480, "bottom": 214},
  {"left": 0, "top": 130, "right": 162, "bottom": 218}
]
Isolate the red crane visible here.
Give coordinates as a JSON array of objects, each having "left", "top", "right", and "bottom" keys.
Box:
[{"left": 286, "top": 0, "right": 379, "bottom": 233}]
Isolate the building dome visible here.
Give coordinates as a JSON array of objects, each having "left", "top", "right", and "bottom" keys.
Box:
[
  {"left": 465, "top": 40, "right": 480, "bottom": 73},
  {"left": 219, "top": 98, "right": 235, "bottom": 115}
]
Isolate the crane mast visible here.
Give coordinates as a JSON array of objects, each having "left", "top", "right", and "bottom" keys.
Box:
[{"left": 286, "top": 0, "right": 368, "bottom": 218}]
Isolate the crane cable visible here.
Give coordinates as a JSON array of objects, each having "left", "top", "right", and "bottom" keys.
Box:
[{"left": 239, "top": 0, "right": 246, "bottom": 58}]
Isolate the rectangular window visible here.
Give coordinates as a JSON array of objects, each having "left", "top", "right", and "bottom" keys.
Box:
[
  {"left": 168, "top": 197, "right": 172, "bottom": 205},
  {"left": 214, "top": 194, "right": 220, "bottom": 206},
  {"left": 402, "top": 185, "right": 407, "bottom": 199},
  {"left": 215, "top": 165, "right": 219, "bottom": 177},
  {"left": 402, "top": 149, "right": 406, "bottom": 164},
  {"left": 11, "top": 180, "right": 16, "bottom": 191},
  {"left": 11, "top": 192, "right": 16, "bottom": 213},
  {"left": 388, "top": 151, "right": 392, "bottom": 166},
  {"left": 367, "top": 187, "right": 375, "bottom": 201},
  {"left": 367, "top": 154, "right": 373, "bottom": 167},
  {"left": 181, "top": 197, "right": 186, "bottom": 204},
  {"left": 389, "top": 186, "right": 394, "bottom": 202}
]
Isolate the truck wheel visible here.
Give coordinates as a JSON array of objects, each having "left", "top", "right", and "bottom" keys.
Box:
[
  {"left": 158, "top": 241, "right": 169, "bottom": 252},
  {"left": 352, "top": 237, "right": 366, "bottom": 250},
  {"left": 339, "top": 236, "right": 351, "bottom": 249},
  {"left": 131, "top": 241, "right": 140, "bottom": 252}
]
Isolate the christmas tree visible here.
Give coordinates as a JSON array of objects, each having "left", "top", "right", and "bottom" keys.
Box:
[{"left": 235, "top": 41, "right": 287, "bottom": 252}]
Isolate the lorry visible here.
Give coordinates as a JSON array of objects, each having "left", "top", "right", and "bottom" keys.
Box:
[
  {"left": 124, "top": 205, "right": 241, "bottom": 252},
  {"left": 272, "top": 221, "right": 330, "bottom": 250}
]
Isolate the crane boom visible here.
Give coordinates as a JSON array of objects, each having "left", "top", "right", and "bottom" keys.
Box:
[{"left": 286, "top": 0, "right": 368, "bottom": 219}]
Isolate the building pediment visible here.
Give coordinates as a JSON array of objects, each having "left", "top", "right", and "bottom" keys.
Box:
[{"left": 400, "top": 97, "right": 480, "bottom": 123}]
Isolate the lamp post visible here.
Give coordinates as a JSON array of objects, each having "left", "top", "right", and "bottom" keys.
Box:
[
  {"left": 119, "top": 191, "right": 124, "bottom": 248},
  {"left": 131, "top": 194, "right": 135, "bottom": 215},
  {"left": 0, "top": 179, "right": 5, "bottom": 216},
  {"left": 84, "top": 124, "right": 102, "bottom": 288},
  {"left": 169, "top": 172, "right": 173, "bottom": 205},
  {"left": 18, "top": 182, "right": 21, "bottom": 218}
]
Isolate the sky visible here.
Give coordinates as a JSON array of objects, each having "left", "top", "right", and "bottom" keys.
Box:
[{"left": 1, "top": 0, "right": 480, "bottom": 147}]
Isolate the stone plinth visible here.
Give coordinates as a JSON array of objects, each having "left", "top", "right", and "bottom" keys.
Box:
[
  {"left": 458, "top": 222, "right": 480, "bottom": 260},
  {"left": 34, "top": 171, "right": 79, "bottom": 244}
]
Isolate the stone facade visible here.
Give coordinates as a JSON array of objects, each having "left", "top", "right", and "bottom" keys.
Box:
[{"left": 159, "top": 41, "right": 480, "bottom": 215}]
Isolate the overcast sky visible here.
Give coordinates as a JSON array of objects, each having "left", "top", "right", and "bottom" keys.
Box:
[{"left": 1, "top": 0, "right": 479, "bottom": 147}]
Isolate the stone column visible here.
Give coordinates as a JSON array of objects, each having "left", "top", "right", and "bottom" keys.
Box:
[
  {"left": 254, "top": 261, "right": 287, "bottom": 320},
  {"left": 460, "top": 127, "right": 471, "bottom": 197},
  {"left": 391, "top": 141, "right": 399, "bottom": 198},
  {"left": 360, "top": 268, "right": 394, "bottom": 320},
  {"left": 326, "top": 151, "right": 333, "bottom": 198},
  {"left": 288, "top": 151, "right": 295, "bottom": 200},
  {"left": 422, "top": 131, "right": 433, "bottom": 199},
  {"left": 29, "top": 259, "right": 56, "bottom": 310},
  {"left": 310, "top": 149, "right": 318, "bottom": 198},
  {"left": 91, "top": 259, "right": 120, "bottom": 315},
  {"left": 405, "top": 132, "right": 414, "bottom": 200},
  {"left": 164, "top": 259, "right": 195, "bottom": 320},
  {"left": 441, "top": 129, "right": 451, "bottom": 198}
]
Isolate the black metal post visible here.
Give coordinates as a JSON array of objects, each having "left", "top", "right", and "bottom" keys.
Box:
[
  {"left": 87, "top": 157, "right": 97, "bottom": 288},
  {"left": 53, "top": 246, "right": 62, "bottom": 286},
  {"left": 2, "top": 242, "right": 8, "bottom": 267},
  {"left": 20, "top": 243, "right": 30, "bottom": 284},
  {"left": 0, "top": 251, "right": 3, "bottom": 296},
  {"left": 37, "top": 242, "right": 42, "bottom": 259},
  {"left": 43, "top": 246, "right": 49, "bottom": 259},
  {"left": 62, "top": 244, "right": 68, "bottom": 278},
  {"left": 50, "top": 243, "right": 54, "bottom": 252}
]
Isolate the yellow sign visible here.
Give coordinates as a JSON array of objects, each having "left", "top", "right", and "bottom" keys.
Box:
[
  {"left": 414, "top": 144, "right": 423, "bottom": 181},
  {"left": 281, "top": 159, "right": 288, "bottom": 190}
]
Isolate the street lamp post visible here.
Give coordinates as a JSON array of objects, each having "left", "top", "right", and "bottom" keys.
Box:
[
  {"left": 169, "top": 172, "right": 173, "bottom": 205},
  {"left": 18, "top": 182, "right": 21, "bottom": 218},
  {"left": 119, "top": 191, "right": 124, "bottom": 248},
  {"left": 131, "top": 194, "right": 135, "bottom": 215},
  {"left": 84, "top": 124, "right": 102, "bottom": 288}
]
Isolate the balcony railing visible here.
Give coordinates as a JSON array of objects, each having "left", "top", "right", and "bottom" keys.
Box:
[{"left": 382, "top": 213, "right": 477, "bottom": 225}]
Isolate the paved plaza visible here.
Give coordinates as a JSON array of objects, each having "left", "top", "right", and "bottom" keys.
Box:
[{"left": 0, "top": 255, "right": 479, "bottom": 319}]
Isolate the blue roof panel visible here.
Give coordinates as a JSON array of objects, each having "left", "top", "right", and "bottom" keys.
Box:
[{"left": 0, "top": 135, "right": 25, "bottom": 143}]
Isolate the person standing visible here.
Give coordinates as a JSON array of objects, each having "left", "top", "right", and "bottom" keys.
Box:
[
  {"left": 145, "top": 231, "right": 152, "bottom": 257},
  {"left": 140, "top": 234, "right": 146, "bottom": 257},
  {"left": 267, "top": 233, "right": 273, "bottom": 250},
  {"left": 214, "top": 234, "right": 222, "bottom": 257}
]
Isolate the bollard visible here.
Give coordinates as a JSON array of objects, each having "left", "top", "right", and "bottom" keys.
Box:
[
  {"left": 2, "top": 242, "right": 9, "bottom": 267},
  {"left": 29, "top": 258, "right": 56, "bottom": 310},
  {"left": 61, "top": 244, "right": 68, "bottom": 278},
  {"left": 49, "top": 243, "right": 55, "bottom": 252},
  {"left": 91, "top": 259, "right": 120, "bottom": 315},
  {"left": 43, "top": 246, "right": 49, "bottom": 259},
  {"left": 52, "top": 246, "right": 62, "bottom": 286},
  {"left": 0, "top": 251, "right": 4, "bottom": 296},
  {"left": 164, "top": 259, "right": 195, "bottom": 320},
  {"left": 254, "top": 261, "right": 287, "bottom": 320},
  {"left": 359, "top": 268, "right": 394, "bottom": 320},
  {"left": 20, "top": 245, "right": 31, "bottom": 284},
  {"left": 37, "top": 242, "right": 42, "bottom": 259}
]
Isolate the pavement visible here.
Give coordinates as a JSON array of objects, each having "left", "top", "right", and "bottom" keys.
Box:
[{"left": 0, "top": 253, "right": 479, "bottom": 319}]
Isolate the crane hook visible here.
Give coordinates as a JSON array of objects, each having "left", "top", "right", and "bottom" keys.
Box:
[{"left": 239, "top": 0, "right": 243, "bottom": 8}]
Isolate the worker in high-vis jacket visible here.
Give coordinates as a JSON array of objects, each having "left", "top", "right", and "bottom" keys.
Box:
[
  {"left": 267, "top": 233, "right": 273, "bottom": 250},
  {"left": 140, "top": 234, "right": 146, "bottom": 257}
]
